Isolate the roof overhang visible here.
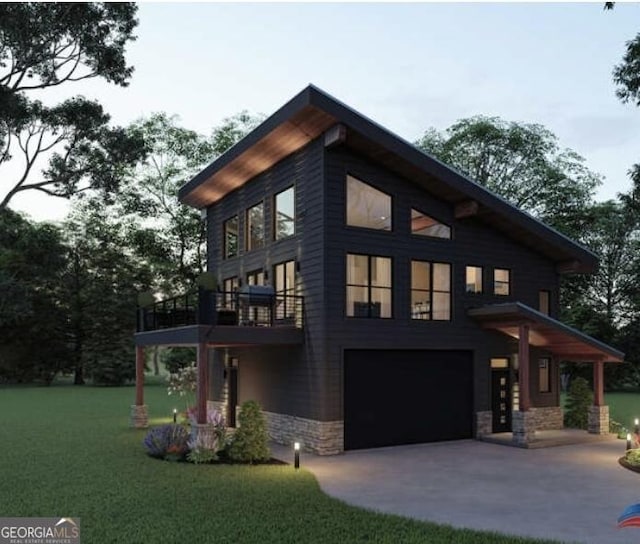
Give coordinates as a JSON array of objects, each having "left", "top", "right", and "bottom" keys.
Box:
[
  {"left": 179, "top": 85, "right": 598, "bottom": 273},
  {"left": 468, "top": 303, "right": 624, "bottom": 363}
]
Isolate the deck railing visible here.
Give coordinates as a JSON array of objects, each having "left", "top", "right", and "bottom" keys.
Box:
[{"left": 137, "top": 289, "right": 304, "bottom": 332}]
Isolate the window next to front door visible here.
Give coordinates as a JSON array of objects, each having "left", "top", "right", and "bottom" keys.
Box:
[{"left": 346, "top": 254, "right": 392, "bottom": 318}]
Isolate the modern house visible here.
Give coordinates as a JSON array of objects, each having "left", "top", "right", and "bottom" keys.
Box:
[{"left": 131, "top": 85, "right": 624, "bottom": 454}]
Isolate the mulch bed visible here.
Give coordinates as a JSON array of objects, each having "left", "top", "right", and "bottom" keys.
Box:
[{"left": 618, "top": 457, "right": 640, "bottom": 473}]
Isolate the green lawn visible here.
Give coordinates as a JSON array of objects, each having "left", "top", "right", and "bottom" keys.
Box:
[
  {"left": 0, "top": 381, "right": 557, "bottom": 544},
  {"left": 606, "top": 392, "right": 640, "bottom": 429}
]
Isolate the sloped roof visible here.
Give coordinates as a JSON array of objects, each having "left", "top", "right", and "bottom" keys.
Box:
[
  {"left": 179, "top": 85, "right": 598, "bottom": 273},
  {"left": 469, "top": 302, "right": 624, "bottom": 363}
]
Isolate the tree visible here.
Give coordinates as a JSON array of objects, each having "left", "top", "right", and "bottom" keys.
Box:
[
  {"left": 62, "top": 199, "right": 153, "bottom": 385},
  {"left": 415, "top": 117, "right": 601, "bottom": 238},
  {"left": 0, "top": 3, "right": 146, "bottom": 210},
  {"left": 0, "top": 210, "right": 71, "bottom": 383},
  {"left": 564, "top": 377, "right": 593, "bottom": 429}
]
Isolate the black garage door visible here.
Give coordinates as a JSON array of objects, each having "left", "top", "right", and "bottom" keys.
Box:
[{"left": 344, "top": 349, "right": 473, "bottom": 450}]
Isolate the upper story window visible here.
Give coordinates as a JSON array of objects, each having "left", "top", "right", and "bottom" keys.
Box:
[
  {"left": 222, "top": 276, "right": 238, "bottom": 308},
  {"left": 494, "top": 268, "right": 511, "bottom": 296},
  {"left": 539, "top": 290, "right": 550, "bottom": 315},
  {"left": 274, "top": 186, "right": 295, "bottom": 240},
  {"left": 346, "top": 175, "right": 392, "bottom": 231},
  {"left": 346, "top": 254, "right": 392, "bottom": 318},
  {"left": 246, "top": 202, "right": 265, "bottom": 251},
  {"left": 411, "top": 260, "right": 451, "bottom": 321},
  {"left": 247, "top": 269, "right": 265, "bottom": 286},
  {"left": 223, "top": 215, "right": 239, "bottom": 259},
  {"left": 411, "top": 209, "right": 451, "bottom": 239},
  {"left": 465, "top": 266, "right": 483, "bottom": 294},
  {"left": 274, "top": 259, "right": 296, "bottom": 319}
]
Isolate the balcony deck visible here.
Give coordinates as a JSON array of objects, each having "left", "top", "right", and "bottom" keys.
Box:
[{"left": 134, "top": 289, "right": 304, "bottom": 347}]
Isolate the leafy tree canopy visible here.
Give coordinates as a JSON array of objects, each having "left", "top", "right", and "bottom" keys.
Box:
[
  {"left": 0, "top": 2, "right": 146, "bottom": 211},
  {"left": 415, "top": 116, "right": 601, "bottom": 237}
]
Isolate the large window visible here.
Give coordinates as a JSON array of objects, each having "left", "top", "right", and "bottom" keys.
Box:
[
  {"left": 246, "top": 269, "right": 264, "bottom": 286},
  {"left": 411, "top": 208, "right": 451, "bottom": 239},
  {"left": 246, "top": 202, "right": 265, "bottom": 251},
  {"left": 346, "top": 175, "right": 392, "bottom": 231},
  {"left": 274, "top": 186, "right": 295, "bottom": 240},
  {"left": 411, "top": 260, "right": 451, "bottom": 321},
  {"left": 465, "top": 266, "right": 483, "bottom": 294},
  {"left": 494, "top": 268, "right": 511, "bottom": 296},
  {"left": 539, "top": 358, "right": 551, "bottom": 393},
  {"left": 274, "top": 260, "right": 296, "bottom": 319},
  {"left": 223, "top": 215, "right": 239, "bottom": 259},
  {"left": 346, "top": 254, "right": 392, "bottom": 318}
]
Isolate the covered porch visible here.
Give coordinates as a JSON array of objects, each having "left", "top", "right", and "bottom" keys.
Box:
[{"left": 469, "top": 302, "right": 625, "bottom": 447}]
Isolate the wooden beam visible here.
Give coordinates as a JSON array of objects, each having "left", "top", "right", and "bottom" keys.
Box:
[
  {"left": 135, "top": 346, "right": 145, "bottom": 406},
  {"left": 324, "top": 124, "right": 347, "bottom": 148},
  {"left": 556, "top": 260, "right": 582, "bottom": 274},
  {"left": 196, "top": 342, "right": 209, "bottom": 424},
  {"left": 454, "top": 200, "right": 479, "bottom": 219},
  {"left": 593, "top": 361, "right": 604, "bottom": 406},
  {"left": 519, "top": 324, "right": 531, "bottom": 411}
]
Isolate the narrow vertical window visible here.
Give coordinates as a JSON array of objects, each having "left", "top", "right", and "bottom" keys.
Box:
[
  {"left": 466, "top": 266, "right": 483, "bottom": 294},
  {"left": 274, "top": 260, "right": 296, "bottom": 319},
  {"left": 539, "top": 290, "right": 551, "bottom": 315},
  {"left": 494, "top": 268, "right": 511, "bottom": 296},
  {"left": 346, "top": 175, "right": 392, "bottom": 231},
  {"left": 411, "top": 261, "right": 451, "bottom": 321},
  {"left": 274, "top": 186, "right": 295, "bottom": 240},
  {"left": 223, "top": 215, "right": 238, "bottom": 259},
  {"left": 539, "top": 358, "right": 551, "bottom": 393},
  {"left": 246, "top": 202, "right": 264, "bottom": 251},
  {"left": 222, "top": 276, "right": 238, "bottom": 308},
  {"left": 346, "top": 254, "right": 392, "bottom": 318}
]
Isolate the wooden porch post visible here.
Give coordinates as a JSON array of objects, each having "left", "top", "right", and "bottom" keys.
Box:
[
  {"left": 196, "top": 342, "right": 209, "bottom": 424},
  {"left": 135, "top": 345, "right": 145, "bottom": 406},
  {"left": 593, "top": 360, "right": 604, "bottom": 407},
  {"left": 518, "top": 323, "right": 530, "bottom": 411}
]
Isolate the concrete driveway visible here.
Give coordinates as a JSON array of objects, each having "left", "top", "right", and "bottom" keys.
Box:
[{"left": 272, "top": 439, "right": 640, "bottom": 544}]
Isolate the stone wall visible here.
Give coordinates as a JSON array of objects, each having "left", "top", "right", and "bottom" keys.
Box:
[
  {"left": 588, "top": 405, "right": 609, "bottom": 435},
  {"left": 512, "top": 410, "right": 536, "bottom": 447},
  {"left": 207, "top": 400, "right": 344, "bottom": 455},
  {"left": 533, "top": 406, "right": 564, "bottom": 431},
  {"left": 129, "top": 404, "right": 148, "bottom": 428},
  {"left": 475, "top": 411, "right": 492, "bottom": 437}
]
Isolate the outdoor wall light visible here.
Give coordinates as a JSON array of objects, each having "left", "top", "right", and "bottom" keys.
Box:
[
  {"left": 294, "top": 442, "right": 300, "bottom": 469},
  {"left": 627, "top": 433, "right": 632, "bottom": 451},
  {"left": 173, "top": 408, "right": 178, "bottom": 423}
]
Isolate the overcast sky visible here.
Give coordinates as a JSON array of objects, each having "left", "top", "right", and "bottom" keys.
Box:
[{"left": 8, "top": 2, "right": 640, "bottom": 222}]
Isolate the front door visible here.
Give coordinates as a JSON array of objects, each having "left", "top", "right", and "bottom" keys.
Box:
[{"left": 491, "top": 370, "right": 511, "bottom": 433}]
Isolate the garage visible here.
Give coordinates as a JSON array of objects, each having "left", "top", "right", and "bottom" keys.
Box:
[{"left": 344, "top": 349, "right": 473, "bottom": 450}]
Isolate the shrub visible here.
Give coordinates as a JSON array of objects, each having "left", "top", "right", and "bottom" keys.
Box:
[
  {"left": 625, "top": 448, "right": 640, "bottom": 467},
  {"left": 143, "top": 424, "right": 190, "bottom": 462},
  {"left": 162, "top": 347, "right": 196, "bottom": 375},
  {"left": 564, "top": 377, "right": 593, "bottom": 429},
  {"left": 186, "top": 406, "right": 227, "bottom": 463},
  {"left": 610, "top": 419, "right": 628, "bottom": 439},
  {"left": 227, "top": 400, "right": 270, "bottom": 464}
]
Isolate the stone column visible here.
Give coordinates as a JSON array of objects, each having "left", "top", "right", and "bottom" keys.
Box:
[
  {"left": 130, "top": 346, "right": 148, "bottom": 428},
  {"left": 512, "top": 409, "right": 536, "bottom": 447},
  {"left": 588, "top": 405, "right": 609, "bottom": 435},
  {"left": 475, "top": 411, "right": 492, "bottom": 438}
]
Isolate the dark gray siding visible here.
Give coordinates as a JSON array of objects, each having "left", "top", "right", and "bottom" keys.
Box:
[
  {"left": 206, "top": 139, "right": 328, "bottom": 420},
  {"left": 323, "top": 146, "right": 561, "bottom": 418}
]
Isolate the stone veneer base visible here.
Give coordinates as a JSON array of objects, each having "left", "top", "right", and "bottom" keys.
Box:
[
  {"left": 588, "top": 405, "right": 609, "bottom": 435},
  {"left": 533, "top": 406, "right": 564, "bottom": 431},
  {"left": 129, "top": 404, "right": 148, "bottom": 428},
  {"left": 207, "top": 401, "right": 343, "bottom": 455},
  {"left": 512, "top": 410, "right": 536, "bottom": 446},
  {"left": 475, "top": 411, "right": 492, "bottom": 437}
]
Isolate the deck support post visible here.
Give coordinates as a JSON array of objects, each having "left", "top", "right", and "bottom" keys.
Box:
[
  {"left": 130, "top": 346, "right": 148, "bottom": 428},
  {"left": 196, "top": 342, "right": 209, "bottom": 424},
  {"left": 588, "top": 360, "right": 609, "bottom": 434}
]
